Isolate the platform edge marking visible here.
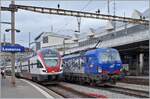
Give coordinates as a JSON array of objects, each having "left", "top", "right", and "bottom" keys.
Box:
[{"left": 20, "top": 79, "right": 54, "bottom": 99}]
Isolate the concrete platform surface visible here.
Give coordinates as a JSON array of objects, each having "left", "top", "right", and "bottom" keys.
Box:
[{"left": 1, "top": 76, "right": 53, "bottom": 98}]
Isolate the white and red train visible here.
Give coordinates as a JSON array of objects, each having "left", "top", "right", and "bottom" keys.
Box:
[{"left": 14, "top": 48, "right": 63, "bottom": 81}]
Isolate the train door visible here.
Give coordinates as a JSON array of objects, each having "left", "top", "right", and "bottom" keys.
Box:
[{"left": 84, "top": 55, "right": 97, "bottom": 74}]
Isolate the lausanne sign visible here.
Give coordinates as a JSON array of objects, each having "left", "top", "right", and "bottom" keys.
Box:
[{"left": 1, "top": 45, "right": 25, "bottom": 53}]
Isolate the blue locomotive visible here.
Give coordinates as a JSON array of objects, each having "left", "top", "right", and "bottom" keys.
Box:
[{"left": 62, "top": 48, "right": 126, "bottom": 85}]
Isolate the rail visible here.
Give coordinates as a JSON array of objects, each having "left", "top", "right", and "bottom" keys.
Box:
[{"left": 105, "top": 85, "right": 149, "bottom": 98}]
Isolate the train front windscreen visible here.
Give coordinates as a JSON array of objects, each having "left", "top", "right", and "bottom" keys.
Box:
[
  {"left": 44, "top": 58, "right": 58, "bottom": 67},
  {"left": 41, "top": 49, "right": 59, "bottom": 67},
  {"left": 98, "top": 49, "right": 122, "bottom": 74},
  {"left": 99, "top": 51, "right": 121, "bottom": 63}
]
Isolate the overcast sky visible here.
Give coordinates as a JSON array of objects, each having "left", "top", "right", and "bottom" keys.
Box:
[{"left": 1, "top": 0, "right": 149, "bottom": 47}]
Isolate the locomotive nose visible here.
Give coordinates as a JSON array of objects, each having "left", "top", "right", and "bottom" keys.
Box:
[
  {"left": 113, "top": 63, "right": 122, "bottom": 73},
  {"left": 103, "top": 63, "right": 122, "bottom": 74}
]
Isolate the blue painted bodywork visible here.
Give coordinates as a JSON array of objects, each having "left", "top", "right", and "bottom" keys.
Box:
[
  {"left": 84, "top": 48, "right": 122, "bottom": 74},
  {"left": 63, "top": 48, "right": 123, "bottom": 77}
]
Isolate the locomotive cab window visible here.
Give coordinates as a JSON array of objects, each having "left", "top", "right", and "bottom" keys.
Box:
[
  {"left": 100, "top": 53, "right": 109, "bottom": 63},
  {"left": 111, "top": 52, "right": 121, "bottom": 62},
  {"left": 100, "top": 52, "right": 121, "bottom": 63}
]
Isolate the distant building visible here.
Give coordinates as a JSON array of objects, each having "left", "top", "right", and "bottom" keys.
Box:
[{"left": 34, "top": 32, "right": 78, "bottom": 55}]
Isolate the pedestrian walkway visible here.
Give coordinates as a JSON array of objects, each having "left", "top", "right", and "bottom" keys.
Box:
[{"left": 1, "top": 76, "right": 53, "bottom": 98}]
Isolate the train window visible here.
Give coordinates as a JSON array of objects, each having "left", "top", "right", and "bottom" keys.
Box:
[
  {"left": 100, "top": 52, "right": 121, "bottom": 63},
  {"left": 100, "top": 53, "right": 109, "bottom": 63},
  {"left": 45, "top": 59, "right": 58, "bottom": 67},
  {"left": 111, "top": 52, "right": 121, "bottom": 61},
  {"left": 37, "top": 60, "right": 43, "bottom": 68},
  {"left": 42, "top": 49, "right": 58, "bottom": 57}
]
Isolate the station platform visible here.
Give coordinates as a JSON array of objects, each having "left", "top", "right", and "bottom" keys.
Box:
[{"left": 1, "top": 76, "right": 53, "bottom": 98}]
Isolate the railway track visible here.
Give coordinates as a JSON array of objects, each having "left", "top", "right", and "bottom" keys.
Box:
[
  {"left": 103, "top": 85, "right": 149, "bottom": 98},
  {"left": 60, "top": 81, "right": 149, "bottom": 98},
  {"left": 45, "top": 84, "right": 94, "bottom": 98},
  {"left": 24, "top": 79, "right": 95, "bottom": 98},
  {"left": 120, "top": 77, "right": 149, "bottom": 86},
  {"left": 29, "top": 80, "right": 94, "bottom": 98}
]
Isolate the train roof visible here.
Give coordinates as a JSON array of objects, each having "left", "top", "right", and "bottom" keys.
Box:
[
  {"left": 38, "top": 48, "right": 58, "bottom": 53},
  {"left": 63, "top": 48, "right": 118, "bottom": 59},
  {"left": 63, "top": 53, "right": 81, "bottom": 59},
  {"left": 85, "top": 48, "right": 118, "bottom": 55}
]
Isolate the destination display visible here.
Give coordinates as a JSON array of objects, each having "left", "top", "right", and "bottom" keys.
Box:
[{"left": 42, "top": 49, "right": 58, "bottom": 57}]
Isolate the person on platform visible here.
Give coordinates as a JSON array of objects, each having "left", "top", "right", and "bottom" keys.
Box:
[
  {"left": 1, "top": 69, "right": 6, "bottom": 79},
  {"left": 57, "top": 4, "right": 60, "bottom": 9}
]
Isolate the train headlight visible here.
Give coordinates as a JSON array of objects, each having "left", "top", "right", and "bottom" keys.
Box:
[
  {"left": 90, "top": 64, "right": 93, "bottom": 67},
  {"left": 110, "top": 64, "right": 115, "bottom": 68},
  {"left": 42, "top": 70, "right": 47, "bottom": 72},
  {"left": 98, "top": 67, "right": 102, "bottom": 73}
]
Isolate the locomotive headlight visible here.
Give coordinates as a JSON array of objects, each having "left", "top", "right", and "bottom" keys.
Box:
[
  {"left": 90, "top": 64, "right": 93, "bottom": 67},
  {"left": 110, "top": 64, "right": 115, "bottom": 68},
  {"left": 98, "top": 67, "right": 102, "bottom": 73}
]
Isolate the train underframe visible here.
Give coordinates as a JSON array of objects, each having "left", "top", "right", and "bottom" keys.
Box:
[
  {"left": 15, "top": 72, "right": 62, "bottom": 82},
  {"left": 63, "top": 73, "right": 125, "bottom": 85},
  {"left": 32, "top": 74, "right": 61, "bottom": 82}
]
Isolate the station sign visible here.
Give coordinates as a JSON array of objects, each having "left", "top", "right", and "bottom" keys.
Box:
[{"left": 1, "top": 45, "right": 25, "bottom": 53}]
